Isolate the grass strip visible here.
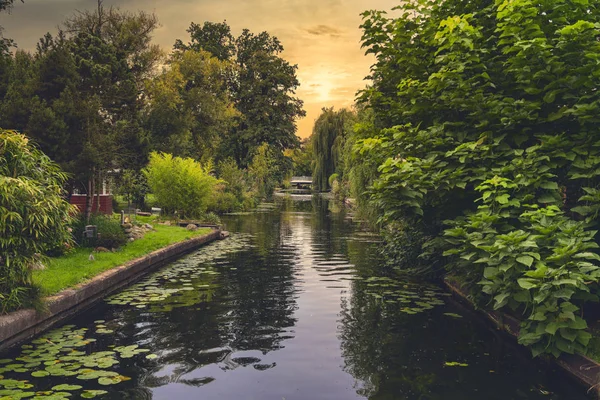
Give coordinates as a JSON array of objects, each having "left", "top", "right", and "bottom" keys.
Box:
[{"left": 34, "top": 224, "right": 212, "bottom": 296}]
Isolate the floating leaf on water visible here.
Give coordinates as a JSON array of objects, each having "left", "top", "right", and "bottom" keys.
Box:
[
  {"left": 81, "top": 390, "right": 108, "bottom": 399},
  {"left": 98, "top": 376, "right": 122, "bottom": 386},
  {"left": 145, "top": 354, "right": 158, "bottom": 360},
  {"left": 443, "top": 313, "right": 463, "bottom": 319},
  {"left": 444, "top": 361, "right": 469, "bottom": 367},
  {"left": 0, "top": 323, "right": 150, "bottom": 396},
  {"left": 51, "top": 384, "right": 82, "bottom": 391}
]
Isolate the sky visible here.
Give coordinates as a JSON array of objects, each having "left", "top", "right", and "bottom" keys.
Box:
[{"left": 0, "top": 0, "right": 399, "bottom": 139}]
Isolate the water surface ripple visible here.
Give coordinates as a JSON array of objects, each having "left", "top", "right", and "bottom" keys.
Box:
[{"left": 0, "top": 197, "right": 590, "bottom": 399}]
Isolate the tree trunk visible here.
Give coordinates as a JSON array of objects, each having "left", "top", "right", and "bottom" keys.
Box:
[
  {"left": 85, "top": 175, "right": 93, "bottom": 223},
  {"left": 95, "top": 170, "right": 101, "bottom": 213}
]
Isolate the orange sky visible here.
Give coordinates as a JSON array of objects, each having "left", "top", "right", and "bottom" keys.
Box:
[{"left": 0, "top": 0, "right": 399, "bottom": 138}]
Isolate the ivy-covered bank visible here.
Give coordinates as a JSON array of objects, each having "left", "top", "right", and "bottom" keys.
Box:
[{"left": 331, "top": 0, "right": 600, "bottom": 359}]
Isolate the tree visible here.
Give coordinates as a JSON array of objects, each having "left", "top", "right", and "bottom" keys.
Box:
[
  {"left": 177, "top": 22, "right": 305, "bottom": 167},
  {"left": 286, "top": 138, "right": 313, "bottom": 177},
  {"left": 174, "top": 21, "right": 235, "bottom": 61},
  {"left": 0, "top": 0, "right": 24, "bottom": 104},
  {"left": 0, "top": 0, "right": 21, "bottom": 12},
  {"left": 311, "top": 108, "right": 352, "bottom": 192},
  {"left": 0, "top": 2, "right": 162, "bottom": 220},
  {"left": 0, "top": 130, "right": 75, "bottom": 313},
  {"left": 143, "top": 49, "right": 238, "bottom": 161},
  {"left": 248, "top": 143, "right": 279, "bottom": 199}
]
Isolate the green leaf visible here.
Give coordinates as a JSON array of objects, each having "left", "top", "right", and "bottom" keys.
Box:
[
  {"left": 81, "top": 390, "right": 109, "bottom": 399},
  {"left": 568, "top": 317, "right": 587, "bottom": 330},
  {"left": 540, "top": 181, "right": 559, "bottom": 190},
  {"left": 543, "top": 90, "right": 558, "bottom": 103},
  {"left": 495, "top": 194, "right": 510, "bottom": 204},
  {"left": 545, "top": 322, "right": 559, "bottom": 335},
  {"left": 517, "top": 278, "right": 537, "bottom": 289},
  {"left": 517, "top": 256, "right": 534, "bottom": 267},
  {"left": 577, "top": 331, "right": 592, "bottom": 346},
  {"left": 493, "top": 292, "right": 510, "bottom": 308},
  {"left": 552, "top": 288, "right": 574, "bottom": 300},
  {"left": 559, "top": 328, "right": 578, "bottom": 342},
  {"left": 52, "top": 384, "right": 82, "bottom": 391},
  {"left": 483, "top": 267, "right": 498, "bottom": 279}
]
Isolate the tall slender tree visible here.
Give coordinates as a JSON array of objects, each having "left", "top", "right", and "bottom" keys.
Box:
[{"left": 311, "top": 108, "right": 351, "bottom": 192}]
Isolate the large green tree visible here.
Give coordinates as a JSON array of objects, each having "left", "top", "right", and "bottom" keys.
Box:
[
  {"left": 143, "top": 49, "right": 238, "bottom": 161},
  {"left": 0, "top": 1, "right": 161, "bottom": 218},
  {"left": 176, "top": 21, "right": 305, "bottom": 167}
]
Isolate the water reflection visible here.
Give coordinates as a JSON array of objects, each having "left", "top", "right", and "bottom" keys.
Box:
[{"left": 0, "top": 197, "right": 591, "bottom": 400}]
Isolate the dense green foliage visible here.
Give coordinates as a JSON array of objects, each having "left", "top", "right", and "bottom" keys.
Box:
[
  {"left": 348, "top": 0, "right": 600, "bottom": 358},
  {"left": 144, "top": 49, "right": 238, "bottom": 161},
  {"left": 287, "top": 138, "right": 313, "bottom": 177},
  {"left": 176, "top": 21, "right": 306, "bottom": 167},
  {"left": 143, "top": 152, "right": 219, "bottom": 218},
  {"left": 0, "top": 130, "right": 75, "bottom": 313},
  {"left": 0, "top": 5, "right": 303, "bottom": 218}
]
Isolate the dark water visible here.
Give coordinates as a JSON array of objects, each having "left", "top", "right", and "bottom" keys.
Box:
[{"left": 0, "top": 197, "right": 592, "bottom": 399}]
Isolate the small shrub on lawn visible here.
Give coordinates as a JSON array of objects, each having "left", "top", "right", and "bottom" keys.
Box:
[{"left": 71, "top": 214, "right": 127, "bottom": 249}]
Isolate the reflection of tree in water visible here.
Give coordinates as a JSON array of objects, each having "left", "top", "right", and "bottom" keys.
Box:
[
  {"left": 338, "top": 277, "right": 579, "bottom": 400},
  {"left": 111, "top": 202, "right": 300, "bottom": 392},
  {"left": 338, "top": 285, "right": 436, "bottom": 400}
]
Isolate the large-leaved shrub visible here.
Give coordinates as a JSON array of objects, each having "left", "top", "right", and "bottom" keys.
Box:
[{"left": 356, "top": 0, "right": 600, "bottom": 357}]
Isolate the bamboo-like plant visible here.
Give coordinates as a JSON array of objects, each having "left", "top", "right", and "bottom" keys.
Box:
[{"left": 0, "top": 129, "right": 75, "bottom": 313}]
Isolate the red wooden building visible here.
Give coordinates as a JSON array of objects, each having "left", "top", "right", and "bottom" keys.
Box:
[{"left": 70, "top": 194, "right": 113, "bottom": 215}]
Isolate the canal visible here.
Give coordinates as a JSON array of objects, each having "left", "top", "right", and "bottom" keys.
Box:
[{"left": 0, "top": 197, "right": 590, "bottom": 399}]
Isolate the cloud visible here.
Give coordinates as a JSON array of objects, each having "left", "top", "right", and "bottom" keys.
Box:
[{"left": 304, "top": 24, "right": 342, "bottom": 38}]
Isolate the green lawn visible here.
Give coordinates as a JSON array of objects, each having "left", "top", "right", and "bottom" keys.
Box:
[{"left": 34, "top": 224, "right": 212, "bottom": 296}]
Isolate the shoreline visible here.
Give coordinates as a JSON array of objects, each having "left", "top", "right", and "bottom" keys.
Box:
[{"left": 0, "top": 229, "right": 222, "bottom": 352}]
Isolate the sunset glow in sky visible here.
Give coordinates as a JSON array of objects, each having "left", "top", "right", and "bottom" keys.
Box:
[{"left": 0, "top": 0, "right": 399, "bottom": 138}]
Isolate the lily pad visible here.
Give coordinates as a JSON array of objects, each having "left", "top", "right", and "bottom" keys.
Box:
[
  {"left": 81, "top": 390, "right": 108, "bottom": 399},
  {"left": 51, "top": 384, "right": 82, "bottom": 391},
  {"left": 444, "top": 361, "right": 469, "bottom": 367}
]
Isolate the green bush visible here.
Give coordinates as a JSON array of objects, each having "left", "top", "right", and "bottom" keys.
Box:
[
  {"left": 0, "top": 130, "right": 75, "bottom": 313},
  {"left": 328, "top": 173, "right": 339, "bottom": 188},
  {"left": 208, "top": 189, "right": 240, "bottom": 214},
  {"left": 200, "top": 212, "right": 221, "bottom": 225},
  {"left": 445, "top": 178, "right": 600, "bottom": 357},
  {"left": 143, "top": 152, "right": 219, "bottom": 218},
  {"left": 380, "top": 222, "right": 442, "bottom": 279},
  {"left": 71, "top": 214, "right": 128, "bottom": 249}
]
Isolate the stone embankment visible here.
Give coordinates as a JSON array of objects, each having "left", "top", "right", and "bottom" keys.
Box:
[
  {"left": 444, "top": 278, "right": 600, "bottom": 393},
  {"left": 0, "top": 229, "right": 222, "bottom": 352}
]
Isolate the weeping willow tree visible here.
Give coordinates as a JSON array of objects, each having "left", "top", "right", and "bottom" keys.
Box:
[{"left": 312, "top": 108, "right": 352, "bottom": 192}]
